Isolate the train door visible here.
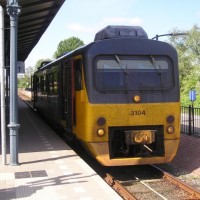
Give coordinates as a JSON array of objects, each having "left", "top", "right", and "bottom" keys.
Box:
[
  {"left": 61, "top": 58, "right": 82, "bottom": 135},
  {"left": 62, "top": 60, "right": 73, "bottom": 132}
]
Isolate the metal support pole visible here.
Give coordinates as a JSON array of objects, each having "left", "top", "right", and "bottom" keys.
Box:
[
  {"left": 6, "top": 0, "right": 21, "bottom": 166},
  {"left": 0, "top": 6, "right": 6, "bottom": 165},
  {"left": 189, "top": 105, "right": 191, "bottom": 135},
  {"left": 192, "top": 104, "right": 194, "bottom": 134}
]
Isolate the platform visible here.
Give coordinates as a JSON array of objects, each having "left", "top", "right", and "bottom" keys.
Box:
[
  {"left": 0, "top": 97, "right": 122, "bottom": 200},
  {"left": 170, "top": 134, "right": 200, "bottom": 176}
]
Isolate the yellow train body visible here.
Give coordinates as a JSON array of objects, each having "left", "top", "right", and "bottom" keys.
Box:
[
  {"left": 74, "top": 89, "right": 180, "bottom": 166},
  {"left": 33, "top": 26, "right": 180, "bottom": 166}
]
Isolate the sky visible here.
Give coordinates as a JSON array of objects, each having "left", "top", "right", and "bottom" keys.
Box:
[{"left": 25, "top": 0, "right": 200, "bottom": 67}]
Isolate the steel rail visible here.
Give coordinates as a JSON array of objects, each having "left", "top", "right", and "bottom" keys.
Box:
[
  {"left": 104, "top": 173, "right": 137, "bottom": 200},
  {"left": 153, "top": 165, "right": 200, "bottom": 199},
  {"left": 105, "top": 166, "right": 200, "bottom": 200}
]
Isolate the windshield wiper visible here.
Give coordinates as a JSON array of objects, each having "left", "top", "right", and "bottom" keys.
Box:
[
  {"left": 114, "top": 55, "right": 129, "bottom": 92},
  {"left": 150, "top": 55, "right": 163, "bottom": 86},
  {"left": 114, "top": 55, "right": 129, "bottom": 75},
  {"left": 150, "top": 55, "right": 161, "bottom": 72}
]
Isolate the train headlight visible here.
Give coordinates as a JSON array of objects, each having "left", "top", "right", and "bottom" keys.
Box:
[
  {"left": 133, "top": 95, "right": 141, "bottom": 103},
  {"left": 97, "top": 129, "right": 105, "bottom": 137},
  {"left": 166, "top": 126, "right": 175, "bottom": 134}
]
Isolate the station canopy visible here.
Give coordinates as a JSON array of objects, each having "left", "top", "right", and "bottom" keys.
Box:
[{"left": 0, "top": 0, "right": 65, "bottom": 62}]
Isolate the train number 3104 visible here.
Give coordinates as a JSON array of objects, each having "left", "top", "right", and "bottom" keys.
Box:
[{"left": 130, "top": 110, "right": 146, "bottom": 116}]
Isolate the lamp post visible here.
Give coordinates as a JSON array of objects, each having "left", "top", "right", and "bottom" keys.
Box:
[
  {"left": 6, "top": 0, "right": 21, "bottom": 165},
  {"left": 152, "top": 33, "right": 188, "bottom": 40}
]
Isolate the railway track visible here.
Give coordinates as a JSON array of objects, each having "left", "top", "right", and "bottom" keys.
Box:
[
  {"left": 104, "top": 165, "right": 200, "bottom": 200},
  {"left": 19, "top": 92, "right": 200, "bottom": 200}
]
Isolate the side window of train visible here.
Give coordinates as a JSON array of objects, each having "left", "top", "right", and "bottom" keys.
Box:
[
  {"left": 54, "top": 72, "right": 58, "bottom": 95},
  {"left": 39, "top": 76, "right": 43, "bottom": 92},
  {"left": 46, "top": 75, "right": 50, "bottom": 93},
  {"left": 49, "top": 74, "right": 54, "bottom": 95},
  {"left": 74, "top": 59, "right": 83, "bottom": 91},
  {"left": 46, "top": 73, "right": 53, "bottom": 95},
  {"left": 41, "top": 76, "right": 44, "bottom": 93}
]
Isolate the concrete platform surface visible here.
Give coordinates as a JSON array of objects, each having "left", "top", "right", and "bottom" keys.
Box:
[{"left": 0, "top": 97, "right": 122, "bottom": 200}]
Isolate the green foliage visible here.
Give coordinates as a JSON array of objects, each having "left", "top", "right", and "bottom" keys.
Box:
[
  {"left": 181, "top": 93, "right": 200, "bottom": 108},
  {"left": 53, "top": 37, "right": 84, "bottom": 58},
  {"left": 18, "top": 72, "right": 31, "bottom": 89},
  {"left": 18, "top": 77, "right": 29, "bottom": 88},
  {"left": 18, "top": 58, "right": 51, "bottom": 89},
  {"left": 35, "top": 58, "right": 51, "bottom": 69},
  {"left": 18, "top": 65, "right": 35, "bottom": 88},
  {"left": 168, "top": 25, "right": 200, "bottom": 107}
]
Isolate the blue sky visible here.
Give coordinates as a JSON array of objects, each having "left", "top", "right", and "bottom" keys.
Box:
[{"left": 25, "top": 0, "right": 200, "bottom": 67}]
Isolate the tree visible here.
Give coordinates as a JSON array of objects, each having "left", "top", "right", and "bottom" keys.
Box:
[
  {"left": 53, "top": 37, "right": 84, "bottom": 58},
  {"left": 168, "top": 25, "right": 200, "bottom": 106},
  {"left": 18, "top": 66, "right": 34, "bottom": 88},
  {"left": 34, "top": 58, "right": 52, "bottom": 69}
]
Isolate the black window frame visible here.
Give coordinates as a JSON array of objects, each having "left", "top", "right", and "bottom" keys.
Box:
[{"left": 93, "top": 55, "right": 174, "bottom": 93}]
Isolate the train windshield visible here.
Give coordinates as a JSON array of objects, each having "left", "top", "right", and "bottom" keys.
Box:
[{"left": 94, "top": 56, "right": 173, "bottom": 92}]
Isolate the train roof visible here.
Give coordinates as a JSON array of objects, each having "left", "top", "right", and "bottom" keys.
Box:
[{"left": 94, "top": 25, "right": 148, "bottom": 41}]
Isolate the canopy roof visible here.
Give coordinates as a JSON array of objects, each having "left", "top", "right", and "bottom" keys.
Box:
[{"left": 0, "top": 0, "right": 65, "bottom": 62}]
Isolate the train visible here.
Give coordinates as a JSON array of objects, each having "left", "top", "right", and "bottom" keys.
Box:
[{"left": 32, "top": 25, "right": 180, "bottom": 166}]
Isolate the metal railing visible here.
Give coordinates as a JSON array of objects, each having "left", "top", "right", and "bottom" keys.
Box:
[{"left": 181, "top": 106, "right": 200, "bottom": 136}]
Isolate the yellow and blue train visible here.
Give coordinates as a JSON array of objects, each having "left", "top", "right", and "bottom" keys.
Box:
[{"left": 32, "top": 26, "right": 180, "bottom": 166}]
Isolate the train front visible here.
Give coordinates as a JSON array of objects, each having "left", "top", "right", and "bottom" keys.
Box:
[{"left": 78, "top": 26, "right": 180, "bottom": 166}]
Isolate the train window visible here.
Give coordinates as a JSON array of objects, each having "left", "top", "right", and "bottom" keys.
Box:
[
  {"left": 49, "top": 75, "right": 52, "bottom": 94},
  {"left": 74, "top": 59, "right": 83, "bottom": 91},
  {"left": 94, "top": 56, "right": 173, "bottom": 92},
  {"left": 36, "top": 77, "right": 39, "bottom": 91},
  {"left": 46, "top": 75, "right": 50, "bottom": 93},
  {"left": 43, "top": 75, "right": 46, "bottom": 92},
  {"left": 49, "top": 74, "right": 54, "bottom": 95},
  {"left": 45, "top": 72, "right": 58, "bottom": 95},
  {"left": 41, "top": 76, "right": 44, "bottom": 92},
  {"left": 54, "top": 72, "right": 58, "bottom": 95},
  {"left": 38, "top": 76, "right": 44, "bottom": 92}
]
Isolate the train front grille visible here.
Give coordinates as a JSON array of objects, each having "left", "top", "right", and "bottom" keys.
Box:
[{"left": 108, "top": 125, "right": 165, "bottom": 159}]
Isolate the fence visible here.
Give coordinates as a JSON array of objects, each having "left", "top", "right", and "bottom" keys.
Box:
[{"left": 181, "top": 106, "right": 200, "bottom": 136}]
